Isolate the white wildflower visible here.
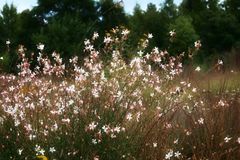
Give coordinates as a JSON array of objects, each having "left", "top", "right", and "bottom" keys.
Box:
[
  {"left": 62, "top": 118, "right": 70, "bottom": 123},
  {"left": 218, "top": 100, "right": 225, "bottom": 107},
  {"left": 18, "top": 149, "right": 23, "bottom": 155},
  {"left": 237, "top": 137, "right": 240, "bottom": 144},
  {"left": 198, "top": 117, "right": 204, "bottom": 124},
  {"left": 165, "top": 149, "right": 173, "bottom": 159},
  {"left": 148, "top": 33, "right": 153, "bottom": 39},
  {"left": 6, "top": 40, "right": 10, "bottom": 45},
  {"left": 89, "top": 122, "right": 97, "bottom": 131},
  {"left": 126, "top": 113, "right": 133, "bottom": 121},
  {"left": 224, "top": 136, "right": 232, "bottom": 143},
  {"left": 195, "top": 66, "right": 201, "bottom": 72},
  {"left": 104, "top": 37, "right": 112, "bottom": 44},
  {"left": 39, "top": 149, "right": 45, "bottom": 155},
  {"left": 174, "top": 139, "right": 179, "bottom": 144},
  {"left": 192, "top": 88, "right": 197, "bottom": 93},
  {"left": 114, "top": 126, "right": 121, "bottom": 133},
  {"left": 169, "top": 30, "right": 176, "bottom": 37},
  {"left": 121, "top": 29, "right": 130, "bottom": 36},
  {"left": 92, "top": 139, "right": 97, "bottom": 145},
  {"left": 94, "top": 155, "right": 99, "bottom": 160},
  {"left": 37, "top": 43, "right": 44, "bottom": 51},
  {"left": 49, "top": 147, "right": 56, "bottom": 153},
  {"left": 174, "top": 151, "right": 182, "bottom": 158},
  {"left": 194, "top": 40, "right": 201, "bottom": 49},
  {"left": 218, "top": 59, "right": 223, "bottom": 65},
  {"left": 137, "top": 50, "right": 144, "bottom": 56},
  {"left": 153, "top": 142, "right": 157, "bottom": 148},
  {"left": 92, "top": 32, "right": 99, "bottom": 40}
]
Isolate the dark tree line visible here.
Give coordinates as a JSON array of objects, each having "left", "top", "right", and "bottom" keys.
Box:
[{"left": 0, "top": 0, "right": 239, "bottom": 71}]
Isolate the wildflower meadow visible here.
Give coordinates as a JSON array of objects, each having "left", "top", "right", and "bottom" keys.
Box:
[{"left": 0, "top": 27, "right": 240, "bottom": 160}]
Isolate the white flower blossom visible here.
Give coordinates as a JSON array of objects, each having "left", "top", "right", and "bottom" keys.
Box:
[
  {"left": 89, "top": 122, "right": 97, "bottom": 130},
  {"left": 92, "top": 32, "right": 99, "bottom": 40},
  {"left": 153, "top": 142, "right": 157, "bottom": 148},
  {"left": 148, "top": 33, "right": 153, "bottom": 39},
  {"left": 195, "top": 66, "right": 201, "bottom": 72},
  {"left": 165, "top": 149, "right": 173, "bottom": 159},
  {"left": 18, "top": 149, "right": 23, "bottom": 155},
  {"left": 174, "top": 151, "right": 181, "bottom": 158},
  {"left": 237, "top": 137, "right": 240, "bottom": 144},
  {"left": 121, "top": 29, "right": 130, "bottom": 36},
  {"left": 198, "top": 117, "right": 204, "bottom": 124},
  {"left": 49, "top": 147, "right": 56, "bottom": 153},
  {"left": 37, "top": 43, "right": 45, "bottom": 51},
  {"left": 126, "top": 113, "right": 133, "bottom": 121},
  {"left": 218, "top": 59, "right": 223, "bottom": 65},
  {"left": 104, "top": 37, "right": 112, "bottom": 44},
  {"left": 6, "top": 40, "right": 10, "bottom": 45},
  {"left": 169, "top": 30, "right": 176, "bottom": 37},
  {"left": 194, "top": 40, "right": 201, "bottom": 49},
  {"left": 224, "top": 136, "right": 232, "bottom": 143}
]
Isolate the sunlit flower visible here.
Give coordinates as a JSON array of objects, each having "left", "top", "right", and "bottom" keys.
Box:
[
  {"left": 18, "top": 45, "right": 25, "bottom": 53},
  {"left": 174, "top": 139, "right": 179, "bottom": 144},
  {"left": 92, "top": 139, "right": 98, "bottom": 145},
  {"left": 153, "top": 142, "right": 157, "bottom": 148},
  {"left": 237, "top": 137, "right": 240, "bottom": 144},
  {"left": 84, "top": 39, "right": 90, "bottom": 46},
  {"left": 126, "top": 113, "right": 133, "bottom": 121},
  {"left": 198, "top": 117, "right": 204, "bottom": 124},
  {"left": 218, "top": 59, "right": 223, "bottom": 65},
  {"left": 6, "top": 40, "right": 10, "bottom": 45},
  {"left": 174, "top": 151, "right": 181, "bottom": 158},
  {"left": 148, "top": 33, "right": 153, "bottom": 39},
  {"left": 195, "top": 66, "right": 201, "bottom": 72},
  {"left": 94, "top": 155, "right": 99, "bottom": 160},
  {"left": 37, "top": 43, "right": 45, "bottom": 51},
  {"left": 89, "top": 122, "right": 97, "bottom": 130},
  {"left": 104, "top": 36, "right": 112, "bottom": 44},
  {"left": 186, "top": 131, "right": 192, "bottom": 136},
  {"left": 49, "top": 147, "right": 56, "bottom": 153},
  {"left": 224, "top": 136, "right": 232, "bottom": 143},
  {"left": 18, "top": 149, "right": 23, "bottom": 155},
  {"left": 137, "top": 50, "right": 144, "bottom": 56},
  {"left": 35, "top": 145, "right": 45, "bottom": 155},
  {"left": 169, "top": 30, "right": 176, "bottom": 37},
  {"left": 121, "top": 29, "right": 130, "bottom": 36},
  {"left": 62, "top": 118, "right": 70, "bottom": 123},
  {"left": 114, "top": 126, "right": 121, "bottom": 133},
  {"left": 192, "top": 88, "right": 197, "bottom": 93},
  {"left": 218, "top": 100, "right": 226, "bottom": 107},
  {"left": 194, "top": 40, "right": 201, "bottom": 50},
  {"left": 165, "top": 149, "right": 173, "bottom": 159},
  {"left": 92, "top": 32, "right": 99, "bottom": 40}
]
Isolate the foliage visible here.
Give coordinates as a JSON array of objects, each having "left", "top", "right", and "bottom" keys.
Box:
[
  {"left": 32, "top": 14, "right": 89, "bottom": 58},
  {"left": 0, "top": 4, "right": 18, "bottom": 51},
  {"left": 98, "top": 0, "right": 128, "bottom": 32},
  {"left": 169, "top": 16, "right": 199, "bottom": 54}
]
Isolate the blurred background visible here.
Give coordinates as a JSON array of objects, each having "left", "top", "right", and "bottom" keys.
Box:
[{"left": 0, "top": 0, "right": 239, "bottom": 72}]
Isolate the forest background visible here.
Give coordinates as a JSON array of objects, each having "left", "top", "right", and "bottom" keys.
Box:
[{"left": 0, "top": 0, "right": 239, "bottom": 72}]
